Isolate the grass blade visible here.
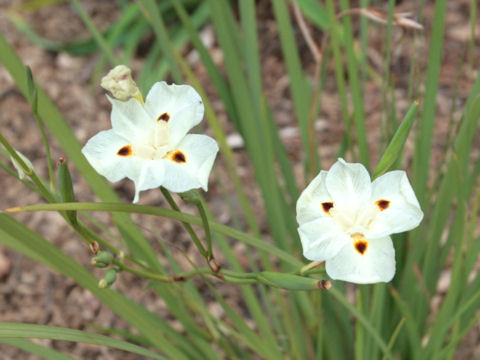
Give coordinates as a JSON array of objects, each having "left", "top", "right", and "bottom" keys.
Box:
[{"left": 0, "top": 323, "right": 166, "bottom": 360}]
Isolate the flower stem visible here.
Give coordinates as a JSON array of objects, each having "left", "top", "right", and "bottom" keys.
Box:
[
  {"left": 297, "top": 261, "right": 325, "bottom": 275},
  {"left": 160, "top": 187, "right": 210, "bottom": 260},
  {"left": 180, "top": 189, "right": 219, "bottom": 272}
]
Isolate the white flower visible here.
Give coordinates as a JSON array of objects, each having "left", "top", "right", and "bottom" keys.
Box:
[
  {"left": 296, "top": 158, "right": 423, "bottom": 284},
  {"left": 10, "top": 151, "right": 34, "bottom": 180},
  {"left": 82, "top": 82, "right": 219, "bottom": 202}
]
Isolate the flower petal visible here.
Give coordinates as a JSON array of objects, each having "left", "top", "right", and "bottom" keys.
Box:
[
  {"left": 131, "top": 160, "right": 165, "bottom": 203},
  {"left": 108, "top": 95, "right": 153, "bottom": 141},
  {"left": 82, "top": 130, "right": 165, "bottom": 202},
  {"left": 326, "top": 236, "right": 395, "bottom": 284},
  {"left": 82, "top": 130, "right": 139, "bottom": 182},
  {"left": 161, "top": 134, "right": 218, "bottom": 193},
  {"left": 326, "top": 159, "right": 372, "bottom": 216},
  {"left": 298, "top": 218, "right": 350, "bottom": 262},
  {"left": 143, "top": 82, "right": 204, "bottom": 145},
  {"left": 296, "top": 171, "right": 335, "bottom": 225},
  {"left": 367, "top": 171, "right": 424, "bottom": 238}
]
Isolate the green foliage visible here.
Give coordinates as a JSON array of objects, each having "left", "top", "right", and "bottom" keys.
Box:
[{"left": 0, "top": 0, "right": 479, "bottom": 359}]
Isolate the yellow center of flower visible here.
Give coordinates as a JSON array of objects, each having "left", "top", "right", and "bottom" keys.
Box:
[{"left": 131, "top": 120, "right": 174, "bottom": 160}]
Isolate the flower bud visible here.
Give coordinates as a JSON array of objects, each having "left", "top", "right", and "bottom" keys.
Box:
[
  {"left": 89, "top": 241, "right": 100, "bottom": 255},
  {"left": 57, "top": 157, "right": 77, "bottom": 225},
  {"left": 101, "top": 65, "right": 141, "bottom": 102},
  {"left": 257, "top": 272, "right": 331, "bottom": 291},
  {"left": 10, "top": 151, "right": 34, "bottom": 180},
  {"left": 98, "top": 268, "right": 117, "bottom": 288},
  {"left": 92, "top": 251, "right": 113, "bottom": 268}
]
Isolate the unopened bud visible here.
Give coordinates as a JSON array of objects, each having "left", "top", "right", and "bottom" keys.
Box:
[
  {"left": 98, "top": 269, "right": 117, "bottom": 288},
  {"left": 92, "top": 251, "right": 113, "bottom": 268},
  {"left": 257, "top": 272, "right": 331, "bottom": 291},
  {"left": 101, "top": 65, "right": 142, "bottom": 102},
  {"left": 118, "top": 251, "right": 125, "bottom": 262},
  {"left": 89, "top": 241, "right": 100, "bottom": 255},
  {"left": 10, "top": 151, "right": 34, "bottom": 180},
  {"left": 57, "top": 157, "right": 77, "bottom": 225}
]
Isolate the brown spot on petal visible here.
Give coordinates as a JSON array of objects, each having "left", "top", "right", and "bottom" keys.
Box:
[
  {"left": 157, "top": 112, "right": 170, "bottom": 122},
  {"left": 351, "top": 233, "right": 368, "bottom": 255},
  {"left": 354, "top": 241, "right": 368, "bottom": 255},
  {"left": 166, "top": 150, "right": 187, "bottom": 164},
  {"left": 321, "top": 202, "right": 334, "bottom": 215},
  {"left": 117, "top": 145, "right": 133, "bottom": 157},
  {"left": 376, "top": 199, "right": 390, "bottom": 211}
]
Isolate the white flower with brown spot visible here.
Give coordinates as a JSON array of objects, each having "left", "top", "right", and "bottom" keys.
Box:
[
  {"left": 82, "top": 82, "right": 219, "bottom": 202},
  {"left": 296, "top": 158, "right": 423, "bottom": 284}
]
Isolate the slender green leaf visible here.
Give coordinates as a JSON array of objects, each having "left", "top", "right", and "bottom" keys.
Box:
[
  {"left": 0, "top": 338, "right": 75, "bottom": 360},
  {"left": 0, "top": 323, "right": 166, "bottom": 360}
]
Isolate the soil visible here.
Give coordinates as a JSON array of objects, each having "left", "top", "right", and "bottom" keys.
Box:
[{"left": 0, "top": 0, "right": 479, "bottom": 359}]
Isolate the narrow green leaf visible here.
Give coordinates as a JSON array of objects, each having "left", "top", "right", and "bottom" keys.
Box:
[
  {"left": 70, "top": 0, "right": 117, "bottom": 65},
  {"left": 139, "top": 0, "right": 182, "bottom": 81},
  {"left": 412, "top": 0, "right": 447, "bottom": 205},
  {"left": 0, "top": 214, "right": 192, "bottom": 359},
  {"left": 373, "top": 101, "right": 419, "bottom": 178},
  {"left": 0, "top": 338, "right": 75, "bottom": 360},
  {"left": 339, "top": 0, "right": 370, "bottom": 168},
  {"left": 297, "top": 0, "right": 330, "bottom": 30},
  {"left": 271, "top": 0, "right": 314, "bottom": 174},
  {"left": 8, "top": 202, "right": 302, "bottom": 267},
  {"left": 0, "top": 323, "right": 166, "bottom": 360}
]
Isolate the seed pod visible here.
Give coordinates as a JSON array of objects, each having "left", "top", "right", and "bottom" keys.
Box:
[
  {"left": 57, "top": 157, "right": 77, "bottom": 225},
  {"left": 257, "top": 272, "right": 331, "bottom": 291}
]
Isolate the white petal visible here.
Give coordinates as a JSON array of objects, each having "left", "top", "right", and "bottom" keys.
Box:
[
  {"left": 108, "top": 95, "right": 153, "bottom": 142},
  {"left": 367, "top": 171, "right": 424, "bottom": 238},
  {"left": 326, "top": 236, "right": 395, "bottom": 284},
  {"left": 326, "top": 158, "right": 372, "bottom": 216},
  {"left": 82, "top": 130, "right": 165, "bottom": 202},
  {"left": 131, "top": 160, "right": 165, "bottom": 203},
  {"left": 296, "top": 171, "right": 334, "bottom": 225},
  {"left": 161, "top": 134, "right": 218, "bottom": 193},
  {"left": 82, "top": 130, "right": 137, "bottom": 182},
  {"left": 143, "top": 82, "right": 204, "bottom": 145},
  {"left": 298, "top": 218, "right": 350, "bottom": 262}
]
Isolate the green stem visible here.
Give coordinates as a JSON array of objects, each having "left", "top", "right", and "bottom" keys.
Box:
[
  {"left": 112, "top": 259, "right": 173, "bottom": 282},
  {"left": 160, "top": 187, "right": 208, "bottom": 259},
  {"left": 180, "top": 190, "right": 216, "bottom": 270},
  {"left": 6, "top": 202, "right": 302, "bottom": 267}
]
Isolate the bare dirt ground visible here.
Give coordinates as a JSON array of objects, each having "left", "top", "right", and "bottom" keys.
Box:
[{"left": 0, "top": 0, "right": 479, "bottom": 359}]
